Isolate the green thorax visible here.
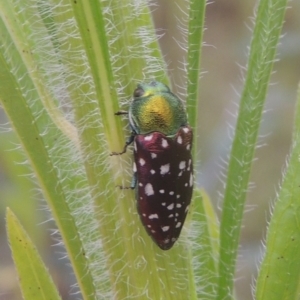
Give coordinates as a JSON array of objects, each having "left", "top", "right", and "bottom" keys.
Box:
[{"left": 129, "top": 82, "right": 188, "bottom": 136}]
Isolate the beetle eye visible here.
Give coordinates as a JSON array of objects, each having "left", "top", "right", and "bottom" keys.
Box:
[{"left": 133, "top": 87, "right": 144, "bottom": 98}]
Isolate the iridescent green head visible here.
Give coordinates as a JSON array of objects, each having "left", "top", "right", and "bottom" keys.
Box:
[{"left": 129, "top": 81, "right": 188, "bottom": 136}]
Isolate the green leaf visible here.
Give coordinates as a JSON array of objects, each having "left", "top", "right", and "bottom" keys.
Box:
[
  {"left": 217, "top": 0, "right": 288, "bottom": 299},
  {"left": 255, "top": 85, "right": 300, "bottom": 300},
  {"left": 0, "top": 6, "right": 97, "bottom": 298},
  {"left": 187, "top": 0, "right": 206, "bottom": 160},
  {"left": 52, "top": 1, "right": 198, "bottom": 298},
  {"left": 6, "top": 208, "right": 61, "bottom": 300},
  {"left": 190, "top": 189, "right": 219, "bottom": 299},
  {"left": 0, "top": 0, "right": 203, "bottom": 299}
]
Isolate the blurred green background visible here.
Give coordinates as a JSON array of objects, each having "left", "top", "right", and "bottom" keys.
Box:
[{"left": 0, "top": 1, "right": 299, "bottom": 299}]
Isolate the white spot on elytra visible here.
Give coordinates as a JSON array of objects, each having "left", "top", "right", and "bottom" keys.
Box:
[
  {"left": 175, "top": 213, "right": 179, "bottom": 217},
  {"left": 171, "top": 237, "right": 177, "bottom": 242},
  {"left": 168, "top": 214, "right": 174, "bottom": 218},
  {"left": 149, "top": 214, "right": 159, "bottom": 219},
  {"left": 145, "top": 183, "right": 154, "bottom": 196},
  {"left": 150, "top": 169, "right": 155, "bottom": 174},
  {"left": 187, "top": 159, "right": 192, "bottom": 170},
  {"left": 151, "top": 230, "right": 156, "bottom": 233},
  {"left": 161, "top": 202, "right": 166, "bottom": 206},
  {"left": 185, "top": 205, "right": 190, "bottom": 213},
  {"left": 144, "top": 134, "right": 153, "bottom": 141},
  {"left": 167, "top": 203, "right": 174, "bottom": 210},
  {"left": 147, "top": 225, "right": 151, "bottom": 228},
  {"left": 177, "top": 135, "right": 183, "bottom": 144},
  {"left": 133, "top": 162, "right": 137, "bottom": 172},
  {"left": 139, "top": 158, "right": 145, "bottom": 166},
  {"left": 185, "top": 183, "right": 188, "bottom": 187},
  {"left": 176, "top": 194, "right": 180, "bottom": 199},
  {"left": 169, "top": 191, "right": 174, "bottom": 195},
  {"left": 176, "top": 222, "right": 182, "bottom": 228},
  {"left": 162, "top": 226, "right": 170, "bottom": 232},
  {"left": 164, "top": 238, "right": 170, "bottom": 244},
  {"left": 139, "top": 183, "right": 143, "bottom": 187},
  {"left": 151, "top": 153, "right": 157, "bottom": 159},
  {"left": 161, "top": 138, "right": 168, "bottom": 148},
  {"left": 160, "top": 163, "right": 170, "bottom": 175},
  {"left": 190, "top": 173, "right": 193, "bottom": 186},
  {"left": 183, "top": 127, "right": 189, "bottom": 133},
  {"left": 159, "top": 190, "right": 165, "bottom": 194},
  {"left": 176, "top": 203, "right": 182, "bottom": 208},
  {"left": 186, "top": 144, "right": 191, "bottom": 150},
  {"left": 179, "top": 161, "right": 186, "bottom": 169},
  {"left": 142, "top": 213, "right": 146, "bottom": 216}
]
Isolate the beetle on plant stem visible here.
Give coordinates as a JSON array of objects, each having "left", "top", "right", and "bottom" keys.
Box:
[{"left": 111, "top": 81, "right": 193, "bottom": 250}]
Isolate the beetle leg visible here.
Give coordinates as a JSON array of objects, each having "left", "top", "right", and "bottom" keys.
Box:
[
  {"left": 115, "top": 110, "right": 128, "bottom": 116},
  {"left": 130, "top": 172, "right": 137, "bottom": 189},
  {"left": 110, "top": 132, "right": 135, "bottom": 156}
]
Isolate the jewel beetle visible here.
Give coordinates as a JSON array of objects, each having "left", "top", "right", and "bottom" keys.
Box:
[{"left": 112, "top": 81, "right": 193, "bottom": 250}]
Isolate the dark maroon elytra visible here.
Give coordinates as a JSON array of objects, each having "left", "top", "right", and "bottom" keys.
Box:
[{"left": 133, "top": 126, "right": 193, "bottom": 250}]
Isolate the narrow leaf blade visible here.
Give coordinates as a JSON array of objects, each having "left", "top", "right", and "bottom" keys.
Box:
[
  {"left": 217, "top": 0, "right": 288, "bottom": 298},
  {"left": 256, "top": 85, "right": 300, "bottom": 300},
  {"left": 6, "top": 208, "right": 61, "bottom": 300}
]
